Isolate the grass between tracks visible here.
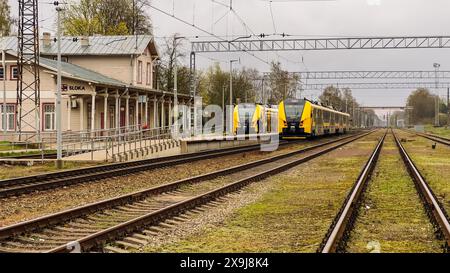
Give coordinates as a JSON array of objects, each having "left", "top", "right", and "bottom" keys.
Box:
[
  {"left": 424, "top": 125, "right": 450, "bottom": 138},
  {"left": 397, "top": 130, "right": 450, "bottom": 221},
  {"left": 0, "top": 150, "right": 56, "bottom": 158},
  {"left": 0, "top": 161, "right": 103, "bottom": 180},
  {"left": 346, "top": 134, "right": 442, "bottom": 253},
  {"left": 145, "top": 133, "right": 381, "bottom": 253}
]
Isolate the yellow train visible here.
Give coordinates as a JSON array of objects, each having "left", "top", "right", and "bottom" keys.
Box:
[
  {"left": 278, "top": 99, "right": 350, "bottom": 138},
  {"left": 233, "top": 103, "right": 263, "bottom": 134},
  {"left": 233, "top": 104, "right": 279, "bottom": 135}
]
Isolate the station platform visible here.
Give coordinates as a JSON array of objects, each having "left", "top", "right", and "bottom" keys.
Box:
[
  {"left": 0, "top": 133, "right": 280, "bottom": 164},
  {"left": 179, "top": 133, "right": 279, "bottom": 154},
  {"left": 63, "top": 138, "right": 181, "bottom": 162}
]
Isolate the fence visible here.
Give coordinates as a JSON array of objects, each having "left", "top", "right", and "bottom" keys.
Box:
[{"left": 1, "top": 124, "right": 181, "bottom": 162}]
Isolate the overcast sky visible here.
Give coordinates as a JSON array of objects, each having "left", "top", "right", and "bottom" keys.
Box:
[{"left": 8, "top": 0, "right": 450, "bottom": 113}]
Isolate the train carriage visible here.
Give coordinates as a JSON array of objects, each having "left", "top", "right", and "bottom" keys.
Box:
[
  {"left": 278, "top": 99, "right": 350, "bottom": 138},
  {"left": 233, "top": 104, "right": 278, "bottom": 135},
  {"left": 233, "top": 103, "right": 262, "bottom": 135}
]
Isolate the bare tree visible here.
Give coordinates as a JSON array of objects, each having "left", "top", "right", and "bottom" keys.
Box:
[
  {"left": 157, "top": 34, "right": 187, "bottom": 92},
  {"left": 267, "top": 61, "right": 299, "bottom": 104}
]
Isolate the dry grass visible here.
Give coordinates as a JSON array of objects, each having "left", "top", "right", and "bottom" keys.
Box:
[
  {"left": 346, "top": 134, "right": 442, "bottom": 253},
  {"left": 425, "top": 125, "right": 450, "bottom": 138},
  {"left": 396, "top": 130, "right": 450, "bottom": 221},
  {"left": 0, "top": 140, "right": 322, "bottom": 226},
  {"left": 146, "top": 132, "right": 383, "bottom": 253}
]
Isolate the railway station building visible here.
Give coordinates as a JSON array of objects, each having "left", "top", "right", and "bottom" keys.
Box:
[{"left": 0, "top": 34, "right": 191, "bottom": 142}]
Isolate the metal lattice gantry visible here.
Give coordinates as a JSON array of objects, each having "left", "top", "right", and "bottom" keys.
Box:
[
  {"left": 262, "top": 70, "right": 450, "bottom": 80},
  {"left": 191, "top": 36, "right": 450, "bottom": 53},
  {"left": 360, "top": 106, "right": 407, "bottom": 110},
  {"left": 302, "top": 82, "right": 450, "bottom": 90},
  {"left": 17, "top": 0, "right": 40, "bottom": 141}
]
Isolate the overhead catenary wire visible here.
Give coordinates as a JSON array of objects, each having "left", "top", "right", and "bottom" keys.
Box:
[{"left": 146, "top": 2, "right": 271, "bottom": 67}]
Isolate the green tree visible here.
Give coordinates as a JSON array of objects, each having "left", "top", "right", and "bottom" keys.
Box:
[
  {"left": 406, "top": 88, "right": 437, "bottom": 124},
  {"left": 62, "top": 0, "right": 152, "bottom": 36},
  {"left": 0, "top": 0, "right": 11, "bottom": 36},
  {"left": 232, "top": 68, "right": 259, "bottom": 104},
  {"left": 319, "top": 86, "right": 363, "bottom": 127},
  {"left": 202, "top": 63, "right": 230, "bottom": 107}
]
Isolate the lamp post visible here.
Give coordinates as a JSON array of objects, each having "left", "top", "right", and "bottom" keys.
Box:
[
  {"left": 434, "top": 63, "right": 441, "bottom": 127},
  {"left": 173, "top": 35, "right": 185, "bottom": 137},
  {"left": 228, "top": 59, "right": 239, "bottom": 134},
  {"left": 55, "top": 4, "right": 64, "bottom": 169},
  {"left": 229, "top": 59, "right": 239, "bottom": 106},
  {"left": 222, "top": 85, "right": 226, "bottom": 135}
]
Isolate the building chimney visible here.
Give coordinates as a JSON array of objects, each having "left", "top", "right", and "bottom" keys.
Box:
[
  {"left": 80, "top": 36, "right": 90, "bottom": 47},
  {"left": 43, "top": 32, "right": 51, "bottom": 47}
]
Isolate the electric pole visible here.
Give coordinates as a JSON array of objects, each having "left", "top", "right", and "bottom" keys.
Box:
[
  {"left": 434, "top": 63, "right": 441, "bottom": 127},
  {"left": 55, "top": 3, "right": 63, "bottom": 169},
  {"left": 229, "top": 59, "right": 239, "bottom": 134},
  {"left": 173, "top": 36, "right": 185, "bottom": 138}
]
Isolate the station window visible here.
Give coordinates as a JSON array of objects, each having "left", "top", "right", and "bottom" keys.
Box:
[
  {"left": 0, "top": 66, "right": 4, "bottom": 80},
  {"left": 1, "top": 104, "right": 16, "bottom": 131},
  {"left": 10, "top": 66, "right": 18, "bottom": 80},
  {"left": 146, "top": 62, "right": 151, "bottom": 85},
  {"left": 43, "top": 104, "right": 55, "bottom": 131},
  {"left": 137, "top": 61, "right": 143, "bottom": 84},
  {"left": 109, "top": 106, "right": 115, "bottom": 129}
]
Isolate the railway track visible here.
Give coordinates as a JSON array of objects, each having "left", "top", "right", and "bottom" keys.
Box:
[
  {"left": 318, "top": 129, "right": 450, "bottom": 253},
  {"left": 0, "top": 130, "right": 373, "bottom": 253},
  {"left": 402, "top": 129, "right": 450, "bottom": 146},
  {"left": 0, "top": 133, "right": 362, "bottom": 198}
]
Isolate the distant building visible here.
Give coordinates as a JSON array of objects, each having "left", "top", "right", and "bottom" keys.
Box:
[
  {"left": 0, "top": 34, "right": 190, "bottom": 141},
  {"left": 397, "top": 119, "right": 405, "bottom": 128}
]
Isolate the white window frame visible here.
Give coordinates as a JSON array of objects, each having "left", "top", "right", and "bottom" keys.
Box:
[
  {"left": 137, "top": 61, "right": 143, "bottom": 84},
  {"left": 146, "top": 62, "right": 152, "bottom": 85},
  {"left": 43, "top": 103, "right": 56, "bottom": 131},
  {"left": 1, "top": 104, "right": 16, "bottom": 131},
  {"left": 10, "top": 66, "right": 18, "bottom": 80}
]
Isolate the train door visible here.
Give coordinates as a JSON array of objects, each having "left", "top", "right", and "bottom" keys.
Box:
[{"left": 318, "top": 110, "right": 323, "bottom": 135}]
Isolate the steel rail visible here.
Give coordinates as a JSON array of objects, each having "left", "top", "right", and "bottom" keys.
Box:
[
  {"left": 0, "top": 133, "right": 364, "bottom": 198},
  {"left": 393, "top": 131, "right": 450, "bottom": 250},
  {"left": 0, "top": 131, "right": 372, "bottom": 245},
  {"left": 401, "top": 129, "right": 450, "bottom": 146},
  {"left": 0, "top": 138, "right": 310, "bottom": 198},
  {"left": 319, "top": 131, "right": 386, "bottom": 253},
  {"left": 45, "top": 131, "right": 374, "bottom": 253}
]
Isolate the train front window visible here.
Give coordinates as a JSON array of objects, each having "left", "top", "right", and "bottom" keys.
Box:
[
  {"left": 238, "top": 104, "right": 256, "bottom": 123},
  {"left": 285, "top": 101, "right": 305, "bottom": 120}
]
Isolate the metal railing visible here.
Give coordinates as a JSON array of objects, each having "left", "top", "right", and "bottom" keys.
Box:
[
  {"left": 1, "top": 123, "right": 190, "bottom": 162},
  {"left": 41, "top": 125, "right": 176, "bottom": 161}
]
